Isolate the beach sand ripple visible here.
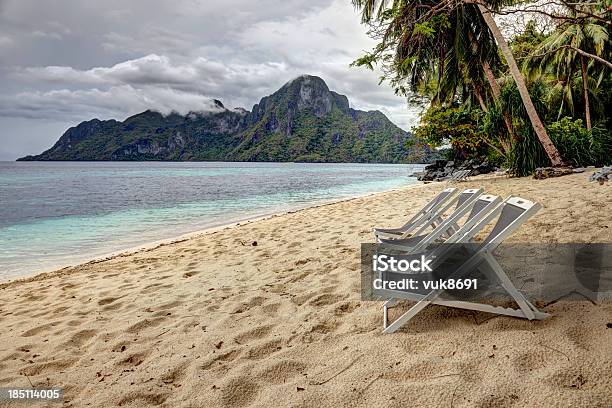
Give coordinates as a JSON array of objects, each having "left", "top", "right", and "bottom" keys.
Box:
[{"left": 0, "top": 172, "right": 610, "bottom": 407}]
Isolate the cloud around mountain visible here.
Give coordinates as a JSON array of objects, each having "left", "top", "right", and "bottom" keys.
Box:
[
  {"left": 3, "top": 54, "right": 281, "bottom": 119},
  {"left": 0, "top": 0, "right": 421, "bottom": 160}
]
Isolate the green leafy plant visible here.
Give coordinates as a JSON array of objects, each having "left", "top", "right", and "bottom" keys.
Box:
[
  {"left": 414, "top": 105, "right": 494, "bottom": 162},
  {"left": 548, "top": 117, "right": 610, "bottom": 166},
  {"left": 508, "top": 129, "right": 549, "bottom": 177}
]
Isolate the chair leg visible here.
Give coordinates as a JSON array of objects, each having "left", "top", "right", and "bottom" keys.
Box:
[
  {"left": 483, "top": 253, "right": 537, "bottom": 320},
  {"left": 383, "top": 304, "right": 388, "bottom": 329},
  {"left": 382, "top": 300, "right": 431, "bottom": 334},
  {"left": 384, "top": 299, "right": 398, "bottom": 308},
  {"left": 380, "top": 251, "right": 549, "bottom": 333},
  {"left": 383, "top": 299, "right": 399, "bottom": 329}
]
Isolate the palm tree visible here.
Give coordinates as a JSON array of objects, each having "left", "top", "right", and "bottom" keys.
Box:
[
  {"left": 353, "top": 0, "right": 514, "bottom": 150},
  {"left": 525, "top": 18, "right": 609, "bottom": 130},
  {"left": 353, "top": 0, "right": 565, "bottom": 166},
  {"left": 352, "top": 1, "right": 496, "bottom": 103},
  {"left": 473, "top": 2, "right": 563, "bottom": 166}
]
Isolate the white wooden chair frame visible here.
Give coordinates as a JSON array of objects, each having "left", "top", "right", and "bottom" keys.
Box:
[
  {"left": 379, "top": 192, "right": 500, "bottom": 252},
  {"left": 377, "top": 197, "right": 549, "bottom": 334},
  {"left": 373, "top": 187, "right": 458, "bottom": 240}
]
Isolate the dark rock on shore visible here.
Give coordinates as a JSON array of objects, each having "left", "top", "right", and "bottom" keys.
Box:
[
  {"left": 589, "top": 167, "right": 611, "bottom": 184},
  {"left": 533, "top": 166, "right": 592, "bottom": 180},
  {"left": 416, "top": 159, "right": 497, "bottom": 182}
]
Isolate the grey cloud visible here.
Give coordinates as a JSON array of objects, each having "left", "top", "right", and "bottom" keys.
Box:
[
  {"left": 6, "top": 54, "right": 296, "bottom": 117},
  {"left": 0, "top": 35, "right": 12, "bottom": 47},
  {"left": 0, "top": 85, "right": 225, "bottom": 120}
]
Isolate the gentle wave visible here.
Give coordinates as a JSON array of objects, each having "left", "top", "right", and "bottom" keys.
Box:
[{"left": 0, "top": 161, "right": 424, "bottom": 279}]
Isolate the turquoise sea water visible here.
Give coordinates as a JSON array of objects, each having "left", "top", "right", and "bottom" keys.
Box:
[{"left": 0, "top": 161, "right": 424, "bottom": 280}]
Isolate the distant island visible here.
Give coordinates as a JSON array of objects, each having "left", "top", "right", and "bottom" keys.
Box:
[{"left": 18, "top": 75, "right": 435, "bottom": 163}]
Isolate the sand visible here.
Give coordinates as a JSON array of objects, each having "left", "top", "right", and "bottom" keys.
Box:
[{"left": 0, "top": 172, "right": 610, "bottom": 407}]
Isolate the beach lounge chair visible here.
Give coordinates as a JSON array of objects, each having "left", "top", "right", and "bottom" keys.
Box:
[
  {"left": 440, "top": 170, "right": 464, "bottom": 183},
  {"left": 378, "top": 194, "right": 502, "bottom": 253},
  {"left": 447, "top": 169, "right": 471, "bottom": 183},
  {"left": 377, "top": 196, "right": 549, "bottom": 334},
  {"left": 375, "top": 188, "right": 484, "bottom": 242},
  {"left": 458, "top": 170, "right": 472, "bottom": 182},
  {"left": 373, "top": 187, "right": 458, "bottom": 241}
]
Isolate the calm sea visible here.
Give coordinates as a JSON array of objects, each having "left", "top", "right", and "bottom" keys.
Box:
[{"left": 0, "top": 161, "right": 424, "bottom": 280}]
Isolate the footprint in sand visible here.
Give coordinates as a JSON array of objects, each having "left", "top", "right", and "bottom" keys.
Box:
[
  {"left": 156, "top": 300, "right": 183, "bottom": 310},
  {"left": 309, "top": 319, "right": 340, "bottom": 335},
  {"left": 201, "top": 349, "right": 242, "bottom": 371},
  {"left": 21, "top": 322, "right": 55, "bottom": 337},
  {"left": 220, "top": 377, "right": 260, "bottom": 407},
  {"left": 564, "top": 324, "right": 592, "bottom": 350},
  {"left": 245, "top": 339, "right": 283, "bottom": 360},
  {"left": 116, "top": 351, "right": 149, "bottom": 368},
  {"left": 61, "top": 329, "right": 97, "bottom": 349},
  {"left": 286, "top": 271, "right": 310, "bottom": 284},
  {"left": 473, "top": 392, "right": 521, "bottom": 408},
  {"left": 111, "top": 341, "right": 131, "bottom": 353},
  {"left": 98, "top": 296, "right": 122, "bottom": 306},
  {"left": 21, "top": 358, "right": 77, "bottom": 376},
  {"left": 160, "top": 362, "right": 189, "bottom": 386},
  {"left": 290, "top": 293, "right": 314, "bottom": 306},
  {"left": 333, "top": 301, "right": 360, "bottom": 316},
  {"left": 244, "top": 296, "right": 265, "bottom": 307},
  {"left": 102, "top": 301, "right": 124, "bottom": 312},
  {"left": 65, "top": 319, "right": 83, "bottom": 327},
  {"left": 308, "top": 293, "right": 345, "bottom": 306},
  {"left": 512, "top": 349, "right": 552, "bottom": 372},
  {"left": 256, "top": 360, "right": 307, "bottom": 384},
  {"left": 126, "top": 317, "right": 166, "bottom": 334},
  {"left": 261, "top": 302, "right": 280, "bottom": 315},
  {"left": 52, "top": 306, "right": 70, "bottom": 314},
  {"left": 229, "top": 296, "right": 266, "bottom": 314},
  {"left": 235, "top": 325, "right": 274, "bottom": 343},
  {"left": 117, "top": 392, "right": 169, "bottom": 406},
  {"left": 140, "top": 283, "right": 173, "bottom": 294},
  {"left": 183, "top": 271, "right": 199, "bottom": 278},
  {"left": 545, "top": 367, "right": 591, "bottom": 390}
]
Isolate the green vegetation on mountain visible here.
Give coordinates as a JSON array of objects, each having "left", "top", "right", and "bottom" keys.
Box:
[{"left": 18, "top": 75, "right": 435, "bottom": 163}]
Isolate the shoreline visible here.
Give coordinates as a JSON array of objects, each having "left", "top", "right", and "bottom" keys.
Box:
[{"left": 0, "top": 181, "right": 427, "bottom": 287}]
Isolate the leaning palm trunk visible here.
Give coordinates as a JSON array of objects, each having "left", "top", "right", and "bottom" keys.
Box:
[
  {"left": 473, "top": 86, "right": 488, "bottom": 112},
  {"left": 476, "top": 2, "right": 564, "bottom": 167},
  {"left": 580, "top": 55, "right": 592, "bottom": 130}
]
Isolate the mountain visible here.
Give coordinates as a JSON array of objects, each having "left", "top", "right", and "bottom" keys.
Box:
[{"left": 18, "top": 75, "right": 435, "bottom": 163}]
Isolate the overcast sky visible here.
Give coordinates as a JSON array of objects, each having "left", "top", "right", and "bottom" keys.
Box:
[{"left": 0, "top": 0, "right": 421, "bottom": 160}]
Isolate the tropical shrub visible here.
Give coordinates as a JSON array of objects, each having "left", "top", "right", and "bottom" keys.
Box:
[
  {"left": 510, "top": 117, "right": 611, "bottom": 176},
  {"left": 502, "top": 79, "right": 553, "bottom": 176},
  {"left": 508, "top": 129, "right": 549, "bottom": 177},
  {"left": 413, "top": 105, "right": 494, "bottom": 162},
  {"left": 547, "top": 118, "right": 599, "bottom": 166},
  {"left": 591, "top": 127, "right": 612, "bottom": 165}
]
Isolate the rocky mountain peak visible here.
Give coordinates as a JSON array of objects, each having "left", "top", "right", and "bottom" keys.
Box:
[
  {"left": 281, "top": 75, "right": 340, "bottom": 117},
  {"left": 18, "top": 74, "right": 436, "bottom": 163}
]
